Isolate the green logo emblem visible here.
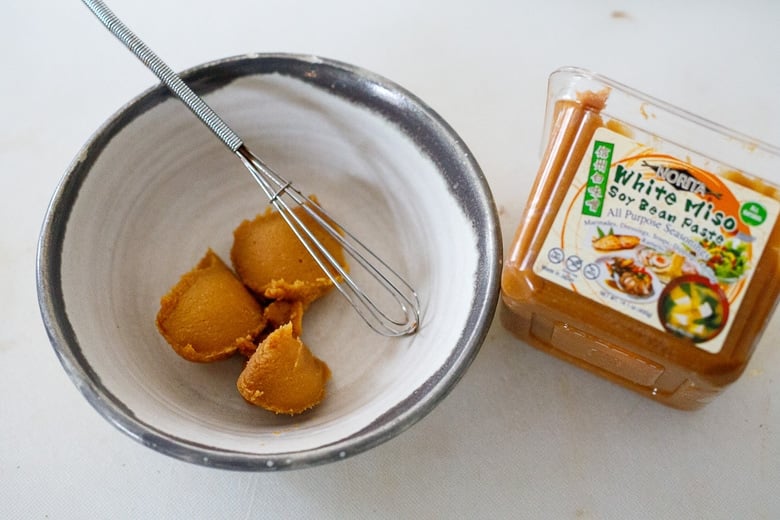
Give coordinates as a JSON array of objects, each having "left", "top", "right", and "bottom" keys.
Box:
[{"left": 740, "top": 202, "right": 767, "bottom": 226}]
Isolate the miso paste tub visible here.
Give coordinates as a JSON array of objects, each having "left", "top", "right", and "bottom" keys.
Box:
[{"left": 501, "top": 67, "right": 780, "bottom": 410}]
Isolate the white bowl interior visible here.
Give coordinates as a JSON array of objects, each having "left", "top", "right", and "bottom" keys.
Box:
[{"left": 44, "top": 56, "right": 495, "bottom": 468}]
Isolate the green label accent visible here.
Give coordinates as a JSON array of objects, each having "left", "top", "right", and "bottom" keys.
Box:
[
  {"left": 740, "top": 201, "right": 768, "bottom": 226},
  {"left": 581, "top": 140, "right": 614, "bottom": 217}
]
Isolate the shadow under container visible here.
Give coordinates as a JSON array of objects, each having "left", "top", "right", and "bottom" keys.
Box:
[{"left": 501, "top": 67, "right": 780, "bottom": 410}]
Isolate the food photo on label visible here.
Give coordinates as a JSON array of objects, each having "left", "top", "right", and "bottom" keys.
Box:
[{"left": 501, "top": 67, "right": 780, "bottom": 410}]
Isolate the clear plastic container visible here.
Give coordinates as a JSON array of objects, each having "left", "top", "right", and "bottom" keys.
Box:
[{"left": 501, "top": 67, "right": 780, "bottom": 410}]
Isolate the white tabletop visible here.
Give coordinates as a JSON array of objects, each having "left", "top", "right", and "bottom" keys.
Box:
[{"left": 3, "top": 1, "right": 779, "bottom": 518}]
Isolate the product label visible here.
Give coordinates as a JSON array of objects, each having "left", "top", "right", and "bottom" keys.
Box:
[{"left": 533, "top": 127, "right": 779, "bottom": 353}]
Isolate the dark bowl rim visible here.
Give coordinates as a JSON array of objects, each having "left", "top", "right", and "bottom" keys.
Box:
[{"left": 36, "top": 52, "right": 502, "bottom": 471}]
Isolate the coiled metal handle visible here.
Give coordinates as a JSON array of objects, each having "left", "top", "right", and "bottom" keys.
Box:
[{"left": 82, "top": 0, "right": 244, "bottom": 152}]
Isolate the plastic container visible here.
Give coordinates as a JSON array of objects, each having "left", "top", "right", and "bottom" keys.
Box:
[{"left": 501, "top": 67, "right": 780, "bottom": 410}]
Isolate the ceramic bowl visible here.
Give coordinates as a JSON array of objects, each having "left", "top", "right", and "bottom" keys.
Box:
[{"left": 37, "top": 54, "right": 501, "bottom": 470}]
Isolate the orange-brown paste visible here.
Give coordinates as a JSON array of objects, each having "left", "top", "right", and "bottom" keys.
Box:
[
  {"left": 156, "top": 201, "right": 343, "bottom": 415},
  {"left": 156, "top": 249, "right": 265, "bottom": 363},
  {"left": 236, "top": 323, "right": 331, "bottom": 415},
  {"left": 231, "top": 201, "right": 347, "bottom": 304}
]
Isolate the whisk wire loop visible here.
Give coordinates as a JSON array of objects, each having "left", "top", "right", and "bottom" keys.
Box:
[{"left": 237, "top": 147, "right": 420, "bottom": 336}]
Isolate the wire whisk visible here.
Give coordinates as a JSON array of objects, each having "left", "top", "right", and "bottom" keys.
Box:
[{"left": 82, "top": 0, "right": 420, "bottom": 336}]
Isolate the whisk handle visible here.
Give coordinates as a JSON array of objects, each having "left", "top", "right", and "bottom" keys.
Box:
[{"left": 81, "top": 0, "right": 244, "bottom": 152}]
